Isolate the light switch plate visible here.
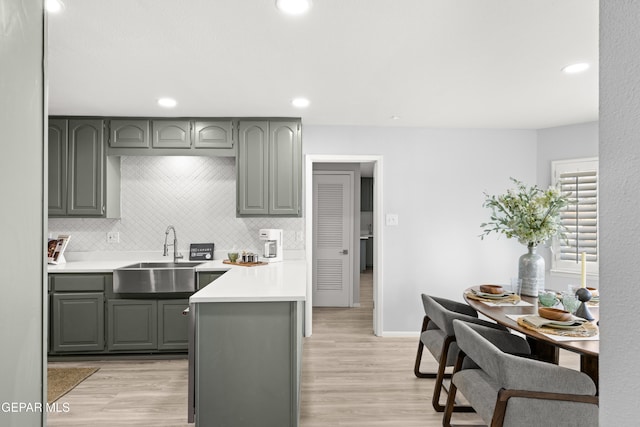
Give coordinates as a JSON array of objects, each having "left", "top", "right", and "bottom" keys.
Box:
[
  {"left": 107, "top": 232, "right": 120, "bottom": 243},
  {"left": 386, "top": 214, "right": 399, "bottom": 226}
]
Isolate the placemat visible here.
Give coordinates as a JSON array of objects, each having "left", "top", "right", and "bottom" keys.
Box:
[
  {"left": 465, "top": 292, "right": 521, "bottom": 305},
  {"left": 517, "top": 316, "right": 598, "bottom": 338}
]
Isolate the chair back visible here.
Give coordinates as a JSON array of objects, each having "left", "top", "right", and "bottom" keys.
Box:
[{"left": 423, "top": 295, "right": 480, "bottom": 336}]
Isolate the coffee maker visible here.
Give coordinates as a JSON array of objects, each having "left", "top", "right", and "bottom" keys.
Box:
[{"left": 259, "top": 229, "right": 283, "bottom": 263}]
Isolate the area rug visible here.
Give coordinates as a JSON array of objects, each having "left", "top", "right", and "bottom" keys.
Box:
[{"left": 47, "top": 367, "right": 99, "bottom": 403}]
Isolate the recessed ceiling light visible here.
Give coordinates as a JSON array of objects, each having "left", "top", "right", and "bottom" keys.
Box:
[
  {"left": 45, "top": 0, "right": 64, "bottom": 13},
  {"left": 562, "top": 63, "right": 590, "bottom": 74},
  {"left": 291, "top": 97, "right": 310, "bottom": 108},
  {"left": 276, "top": 0, "right": 312, "bottom": 15},
  {"left": 157, "top": 97, "right": 177, "bottom": 108}
]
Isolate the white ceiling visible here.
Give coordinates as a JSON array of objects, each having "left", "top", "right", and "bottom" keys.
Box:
[{"left": 47, "top": 0, "right": 598, "bottom": 129}]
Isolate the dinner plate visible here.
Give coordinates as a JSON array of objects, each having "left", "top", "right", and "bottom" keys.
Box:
[
  {"left": 544, "top": 321, "right": 585, "bottom": 330},
  {"left": 471, "top": 290, "right": 512, "bottom": 299}
]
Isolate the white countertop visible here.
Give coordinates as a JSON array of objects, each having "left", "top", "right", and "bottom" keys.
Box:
[
  {"left": 190, "top": 260, "right": 307, "bottom": 303},
  {"left": 47, "top": 257, "right": 306, "bottom": 304}
]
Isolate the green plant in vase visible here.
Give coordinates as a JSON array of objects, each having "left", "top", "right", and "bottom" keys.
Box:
[{"left": 480, "top": 178, "right": 569, "bottom": 297}]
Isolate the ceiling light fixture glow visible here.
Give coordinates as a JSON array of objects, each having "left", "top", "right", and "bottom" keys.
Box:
[
  {"left": 45, "top": 0, "right": 64, "bottom": 13},
  {"left": 157, "top": 97, "right": 177, "bottom": 108},
  {"left": 291, "top": 97, "right": 310, "bottom": 108},
  {"left": 562, "top": 62, "right": 590, "bottom": 74},
  {"left": 276, "top": 0, "right": 312, "bottom": 15}
]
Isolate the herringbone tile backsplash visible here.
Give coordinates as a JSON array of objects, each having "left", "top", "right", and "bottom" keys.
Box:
[{"left": 48, "top": 156, "right": 304, "bottom": 254}]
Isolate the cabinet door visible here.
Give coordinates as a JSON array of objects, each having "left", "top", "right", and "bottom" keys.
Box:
[
  {"left": 361, "top": 177, "right": 373, "bottom": 211},
  {"left": 51, "top": 292, "right": 105, "bottom": 353},
  {"left": 48, "top": 119, "right": 68, "bottom": 216},
  {"left": 152, "top": 120, "right": 192, "bottom": 148},
  {"left": 197, "top": 272, "right": 225, "bottom": 290},
  {"left": 67, "top": 119, "right": 104, "bottom": 216},
  {"left": 366, "top": 237, "right": 374, "bottom": 267},
  {"left": 107, "top": 300, "right": 157, "bottom": 351},
  {"left": 157, "top": 299, "right": 189, "bottom": 351},
  {"left": 269, "top": 121, "right": 301, "bottom": 215},
  {"left": 194, "top": 121, "right": 233, "bottom": 148},
  {"left": 237, "top": 121, "right": 269, "bottom": 215},
  {"left": 109, "top": 119, "right": 150, "bottom": 148}
]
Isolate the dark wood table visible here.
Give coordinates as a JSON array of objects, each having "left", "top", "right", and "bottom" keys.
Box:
[{"left": 464, "top": 287, "right": 599, "bottom": 388}]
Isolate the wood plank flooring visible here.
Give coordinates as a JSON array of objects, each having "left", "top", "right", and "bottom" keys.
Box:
[{"left": 48, "top": 269, "right": 579, "bottom": 426}]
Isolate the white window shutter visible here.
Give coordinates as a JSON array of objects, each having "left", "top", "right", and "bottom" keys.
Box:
[{"left": 552, "top": 158, "right": 599, "bottom": 276}]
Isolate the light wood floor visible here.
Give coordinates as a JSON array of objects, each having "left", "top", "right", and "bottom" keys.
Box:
[{"left": 48, "top": 270, "right": 579, "bottom": 426}]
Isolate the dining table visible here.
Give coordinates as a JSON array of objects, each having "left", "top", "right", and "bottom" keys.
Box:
[{"left": 463, "top": 286, "right": 599, "bottom": 389}]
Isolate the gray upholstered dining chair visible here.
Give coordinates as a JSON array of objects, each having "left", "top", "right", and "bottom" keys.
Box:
[
  {"left": 414, "top": 294, "right": 508, "bottom": 412},
  {"left": 443, "top": 320, "right": 598, "bottom": 427}
]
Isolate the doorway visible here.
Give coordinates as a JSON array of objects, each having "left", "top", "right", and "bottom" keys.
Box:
[{"left": 305, "top": 155, "right": 383, "bottom": 337}]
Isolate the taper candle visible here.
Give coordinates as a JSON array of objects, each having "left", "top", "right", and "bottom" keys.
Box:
[{"left": 580, "top": 251, "right": 587, "bottom": 288}]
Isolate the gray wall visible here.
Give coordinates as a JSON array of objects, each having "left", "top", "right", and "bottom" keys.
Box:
[
  {"left": 536, "top": 121, "right": 599, "bottom": 290},
  {"left": 0, "top": 0, "right": 45, "bottom": 425},
  {"left": 304, "top": 126, "right": 537, "bottom": 333},
  {"left": 600, "top": 1, "right": 640, "bottom": 424}
]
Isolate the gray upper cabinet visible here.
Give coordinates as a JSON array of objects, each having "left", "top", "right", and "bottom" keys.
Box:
[
  {"left": 109, "top": 119, "right": 150, "bottom": 148},
  {"left": 269, "top": 121, "right": 301, "bottom": 215},
  {"left": 361, "top": 177, "right": 373, "bottom": 212},
  {"left": 48, "top": 117, "right": 121, "bottom": 218},
  {"left": 237, "top": 121, "right": 270, "bottom": 215},
  {"left": 48, "top": 119, "right": 67, "bottom": 216},
  {"left": 68, "top": 119, "right": 104, "bottom": 216},
  {"left": 152, "top": 120, "right": 192, "bottom": 148},
  {"left": 237, "top": 120, "right": 301, "bottom": 216},
  {"left": 194, "top": 120, "right": 233, "bottom": 149}
]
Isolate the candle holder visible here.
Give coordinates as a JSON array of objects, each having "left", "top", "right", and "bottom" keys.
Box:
[{"left": 574, "top": 288, "right": 595, "bottom": 321}]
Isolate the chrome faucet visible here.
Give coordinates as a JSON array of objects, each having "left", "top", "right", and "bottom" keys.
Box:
[{"left": 163, "top": 225, "right": 183, "bottom": 262}]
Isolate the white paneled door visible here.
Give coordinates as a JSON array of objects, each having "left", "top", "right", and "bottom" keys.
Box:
[{"left": 313, "top": 172, "right": 353, "bottom": 307}]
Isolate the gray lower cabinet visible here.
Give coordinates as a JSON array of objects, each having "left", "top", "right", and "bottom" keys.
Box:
[
  {"left": 51, "top": 292, "right": 105, "bottom": 353},
  {"left": 107, "top": 299, "right": 158, "bottom": 351},
  {"left": 107, "top": 298, "right": 189, "bottom": 352},
  {"left": 237, "top": 120, "right": 301, "bottom": 216},
  {"left": 48, "top": 273, "right": 194, "bottom": 355},
  {"left": 49, "top": 273, "right": 108, "bottom": 354},
  {"left": 194, "top": 300, "right": 304, "bottom": 426},
  {"left": 157, "top": 300, "right": 189, "bottom": 351},
  {"left": 48, "top": 117, "right": 121, "bottom": 218},
  {"left": 197, "top": 271, "right": 225, "bottom": 290}
]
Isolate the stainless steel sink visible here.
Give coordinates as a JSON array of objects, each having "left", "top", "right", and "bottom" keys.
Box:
[{"left": 113, "top": 261, "right": 203, "bottom": 293}]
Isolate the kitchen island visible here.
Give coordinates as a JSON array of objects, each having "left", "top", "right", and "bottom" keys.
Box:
[{"left": 189, "top": 260, "right": 306, "bottom": 427}]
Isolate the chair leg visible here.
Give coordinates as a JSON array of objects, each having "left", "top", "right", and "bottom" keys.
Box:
[
  {"left": 442, "top": 352, "right": 466, "bottom": 427},
  {"left": 432, "top": 336, "right": 474, "bottom": 413},
  {"left": 415, "top": 316, "right": 438, "bottom": 378}
]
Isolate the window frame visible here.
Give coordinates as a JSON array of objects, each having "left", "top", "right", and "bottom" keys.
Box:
[{"left": 550, "top": 157, "right": 599, "bottom": 277}]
